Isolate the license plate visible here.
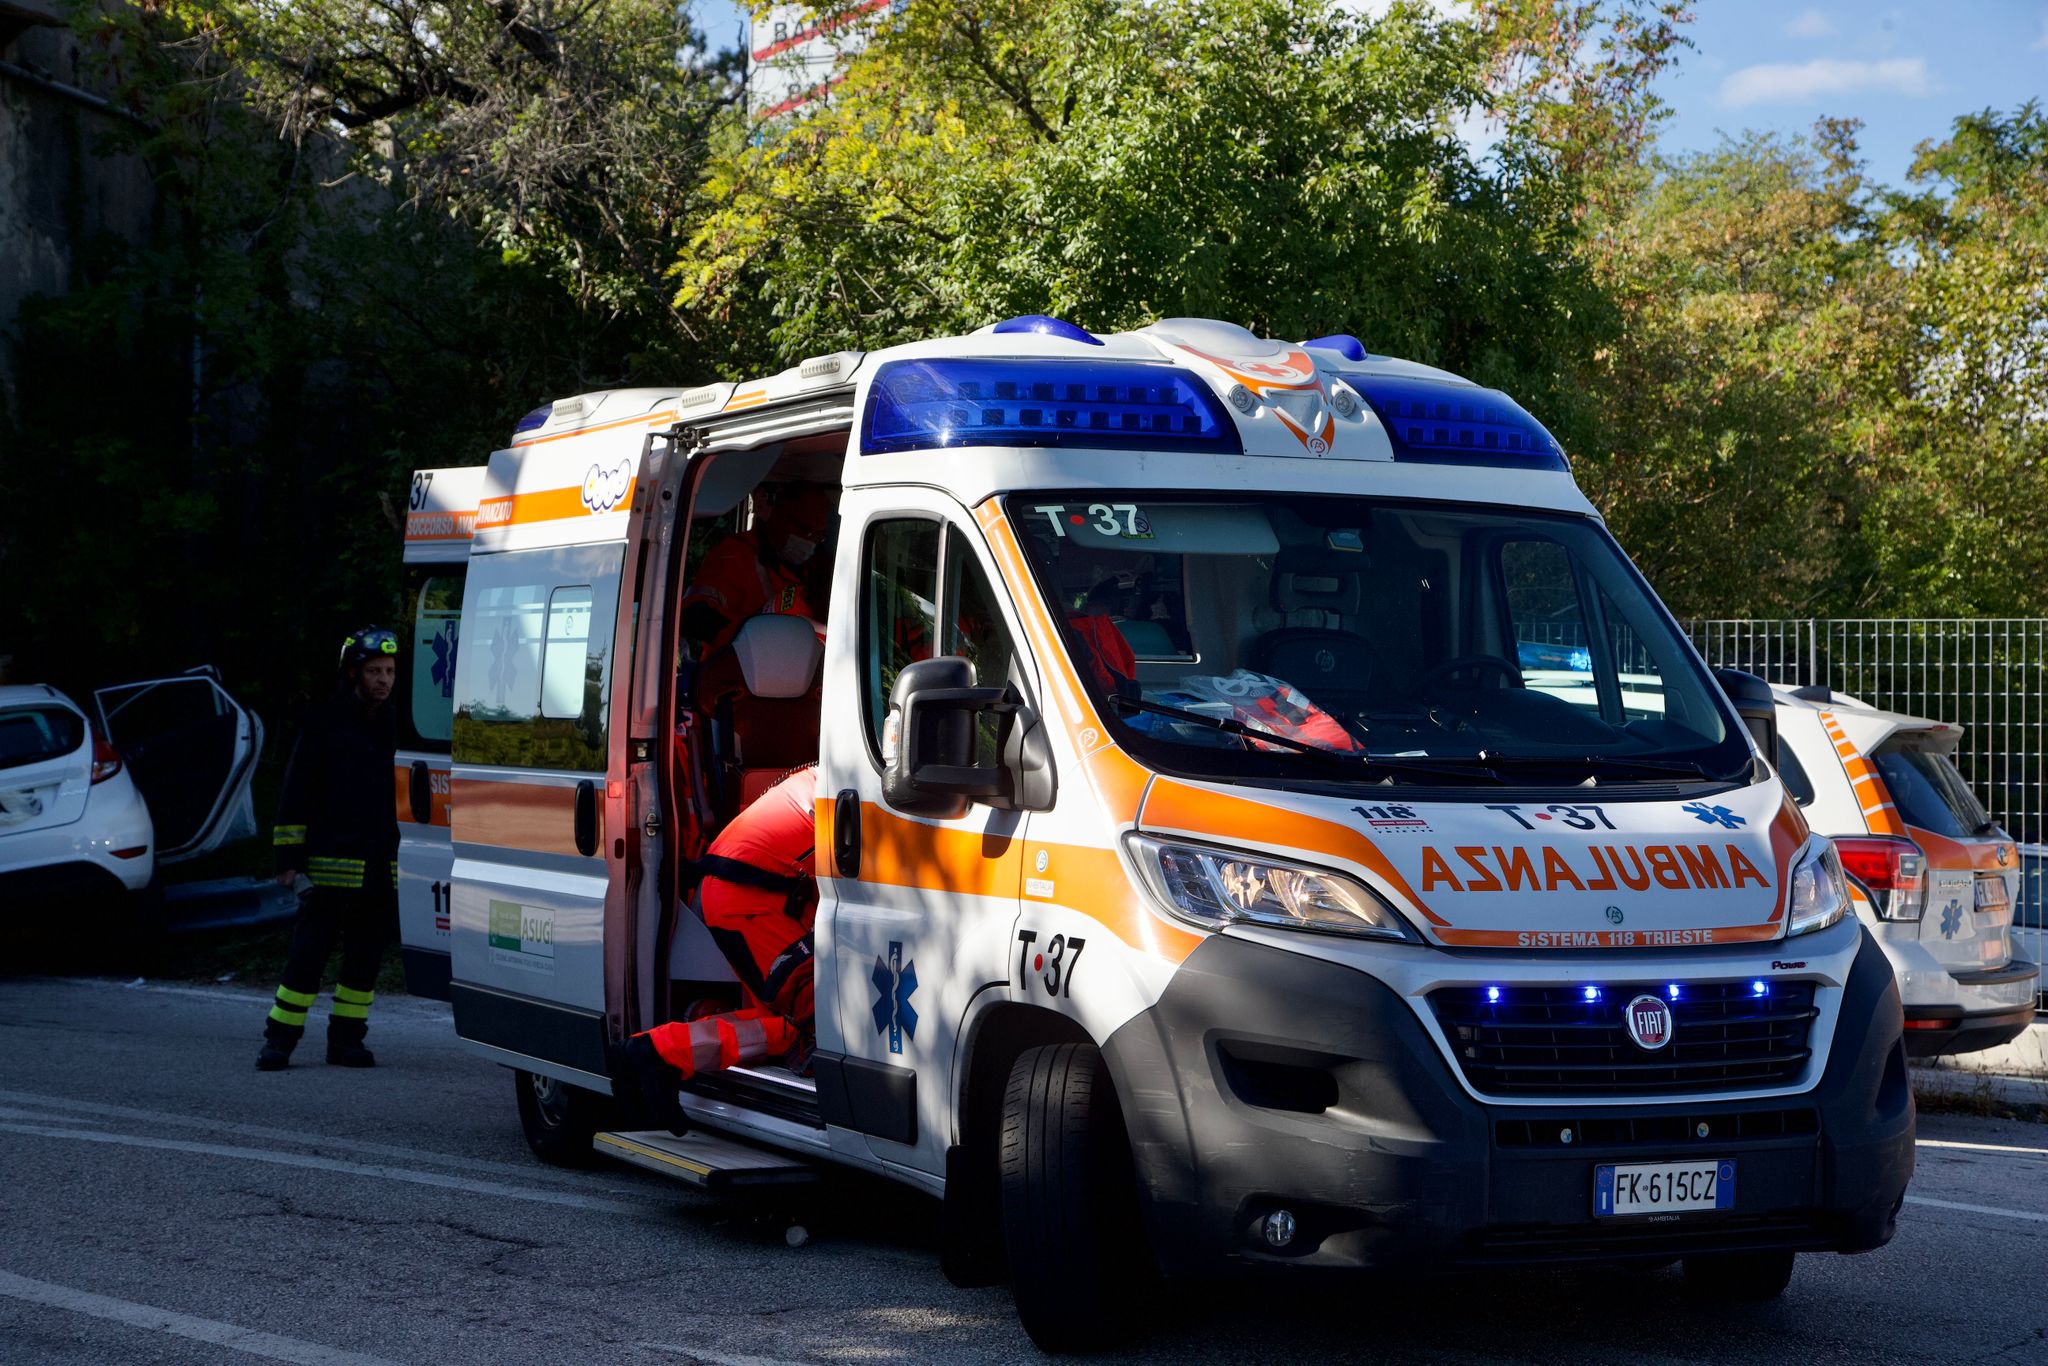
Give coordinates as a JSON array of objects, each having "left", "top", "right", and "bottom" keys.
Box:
[{"left": 1594, "top": 1160, "right": 1734, "bottom": 1217}]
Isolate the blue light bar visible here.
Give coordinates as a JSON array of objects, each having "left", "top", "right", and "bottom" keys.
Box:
[
  {"left": 1352, "top": 375, "right": 1567, "bottom": 471},
  {"left": 991, "top": 314, "right": 1104, "bottom": 346},
  {"left": 512, "top": 403, "right": 551, "bottom": 436},
  {"left": 862, "top": 358, "right": 1242, "bottom": 456},
  {"left": 1303, "top": 333, "right": 1369, "bottom": 361}
]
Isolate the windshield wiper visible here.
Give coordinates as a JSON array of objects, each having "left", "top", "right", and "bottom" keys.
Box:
[
  {"left": 1107, "top": 696, "right": 1501, "bottom": 783},
  {"left": 1451, "top": 753, "right": 1742, "bottom": 783}
]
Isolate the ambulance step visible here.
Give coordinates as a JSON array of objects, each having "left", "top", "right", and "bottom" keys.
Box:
[{"left": 592, "top": 1130, "right": 819, "bottom": 1193}]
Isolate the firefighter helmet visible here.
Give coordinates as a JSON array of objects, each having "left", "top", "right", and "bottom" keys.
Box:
[{"left": 339, "top": 627, "right": 400, "bottom": 671}]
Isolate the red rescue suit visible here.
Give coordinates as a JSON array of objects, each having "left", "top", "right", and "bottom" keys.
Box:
[
  {"left": 678, "top": 532, "right": 823, "bottom": 655},
  {"left": 638, "top": 765, "right": 817, "bottom": 1078}
]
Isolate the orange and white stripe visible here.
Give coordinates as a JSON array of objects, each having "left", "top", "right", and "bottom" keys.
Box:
[{"left": 1818, "top": 711, "right": 1905, "bottom": 836}]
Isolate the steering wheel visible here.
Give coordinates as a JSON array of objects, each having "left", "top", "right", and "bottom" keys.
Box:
[{"left": 1414, "top": 654, "right": 1524, "bottom": 694}]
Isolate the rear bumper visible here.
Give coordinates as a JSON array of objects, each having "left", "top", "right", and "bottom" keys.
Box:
[
  {"left": 1102, "top": 929, "right": 1914, "bottom": 1277},
  {"left": 1901, "top": 960, "right": 2038, "bottom": 1056},
  {"left": 0, "top": 779, "right": 154, "bottom": 894}
]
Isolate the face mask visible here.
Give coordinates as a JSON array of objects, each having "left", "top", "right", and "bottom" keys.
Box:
[{"left": 782, "top": 533, "right": 817, "bottom": 565}]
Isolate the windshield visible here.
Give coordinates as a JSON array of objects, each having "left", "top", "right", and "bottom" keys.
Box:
[{"left": 1008, "top": 492, "right": 1748, "bottom": 786}]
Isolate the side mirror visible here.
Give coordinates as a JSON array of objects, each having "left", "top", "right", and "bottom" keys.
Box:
[
  {"left": 882, "top": 657, "right": 1054, "bottom": 816},
  {"left": 1712, "top": 667, "right": 1777, "bottom": 761}
]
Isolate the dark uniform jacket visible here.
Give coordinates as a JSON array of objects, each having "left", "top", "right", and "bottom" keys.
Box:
[{"left": 272, "top": 685, "right": 398, "bottom": 890}]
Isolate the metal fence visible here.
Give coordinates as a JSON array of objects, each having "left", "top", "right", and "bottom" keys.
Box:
[{"left": 1684, "top": 620, "right": 2048, "bottom": 925}]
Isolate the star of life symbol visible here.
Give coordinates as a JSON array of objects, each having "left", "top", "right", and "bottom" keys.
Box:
[
  {"left": 1939, "top": 899, "right": 1964, "bottom": 939},
  {"left": 871, "top": 940, "right": 918, "bottom": 1055},
  {"left": 1682, "top": 801, "right": 1745, "bottom": 829}
]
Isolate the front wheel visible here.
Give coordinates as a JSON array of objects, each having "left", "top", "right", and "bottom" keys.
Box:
[
  {"left": 1683, "top": 1249, "right": 1796, "bottom": 1301},
  {"left": 513, "top": 1069, "right": 612, "bottom": 1168},
  {"left": 998, "top": 1042, "right": 1150, "bottom": 1353}
]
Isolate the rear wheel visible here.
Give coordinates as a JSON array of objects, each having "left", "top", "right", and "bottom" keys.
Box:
[
  {"left": 513, "top": 1069, "right": 612, "bottom": 1168},
  {"left": 998, "top": 1042, "right": 1149, "bottom": 1353},
  {"left": 1682, "top": 1249, "right": 1796, "bottom": 1301}
]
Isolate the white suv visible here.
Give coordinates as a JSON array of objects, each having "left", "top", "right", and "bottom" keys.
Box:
[{"left": 0, "top": 671, "right": 262, "bottom": 908}]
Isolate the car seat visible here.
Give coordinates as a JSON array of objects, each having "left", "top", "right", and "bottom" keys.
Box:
[
  {"left": 695, "top": 614, "right": 824, "bottom": 816},
  {"left": 1246, "top": 547, "right": 1372, "bottom": 715}
]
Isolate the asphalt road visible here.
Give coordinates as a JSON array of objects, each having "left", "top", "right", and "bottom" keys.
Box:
[{"left": 0, "top": 977, "right": 2043, "bottom": 1366}]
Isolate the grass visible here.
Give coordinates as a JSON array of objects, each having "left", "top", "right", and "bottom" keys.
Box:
[{"left": 1912, "top": 1071, "right": 2047, "bottom": 1123}]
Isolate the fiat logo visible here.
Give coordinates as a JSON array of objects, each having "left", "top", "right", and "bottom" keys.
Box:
[{"left": 1623, "top": 994, "right": 1674, "bottom": 1051}]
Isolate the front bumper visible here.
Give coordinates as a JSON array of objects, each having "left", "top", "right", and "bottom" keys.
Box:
[{"left": 1102, "top": 928, "right": 1914, "bottom": 1276}]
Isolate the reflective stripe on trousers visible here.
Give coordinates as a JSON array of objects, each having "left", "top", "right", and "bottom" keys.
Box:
[{"left": 641, "top": 1009, "right": 798, "bottom": 1079}]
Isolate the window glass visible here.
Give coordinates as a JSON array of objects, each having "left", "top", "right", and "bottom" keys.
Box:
[
  {"left": 541, "top": 586, "right": 595, "bottom": 720},
  {"left": 453, "top": 545, "right": 622, "bottom": 771},
  {"left": 406, "top": 571, "right": 466, "bottom": 749},
  {"left": 1775, "top": 735, "right": 1816, "bottom": 806},
  {"left": 1008, "top": 492, "right": 1744, "bottom": 787},
  {"left": 1501, "top": 539, "right": 1593, "bottom": 715},
  {"left": 1873, "top": 745, "right": 1991, "bottom": 839},
  {"left": 861, "top": 519, "right": 940, "bottom": 760},
  {"left": 0, "top": 705, "right": 86, "bottom": 770},
  {"left": 943, "top": 528, "right": 1023, "bottom": 765}
]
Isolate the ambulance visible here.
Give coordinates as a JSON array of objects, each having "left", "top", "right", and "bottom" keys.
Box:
[
  {"left": 411, "top": 317, "right": 1914, "bottom": 1352},
  {"left": 1771, "top": 686, "right": 2037, "bottom": 1055}
]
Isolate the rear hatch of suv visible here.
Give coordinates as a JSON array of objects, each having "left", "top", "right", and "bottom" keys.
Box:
[
  {"left": 0, "top": 695, "right": 92, "bottom": 839},
  {"left": 1871, "top": 730, "right": 2019, "bottom": 973}
]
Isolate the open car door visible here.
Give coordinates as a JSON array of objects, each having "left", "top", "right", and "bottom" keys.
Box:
[{"left": 93, "top": 667, "right": 264, "bottom": 864}]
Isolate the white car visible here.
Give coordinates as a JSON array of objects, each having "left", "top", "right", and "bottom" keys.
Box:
[
  {"left": 0, "top": 670, "right": 263, "bottom": 907},
  {"left": 1773, "top": 685, "right": 2038, "bottom": 1054}
]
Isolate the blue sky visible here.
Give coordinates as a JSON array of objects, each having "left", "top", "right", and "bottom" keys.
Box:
[{"left": 691, "top": 2, "right": 2047, "bottom": 188}]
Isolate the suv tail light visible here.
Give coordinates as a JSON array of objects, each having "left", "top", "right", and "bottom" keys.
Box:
[
  {"left": 90, "top": 736, "right": 124, "bottom": 784},
  {"left": 1835, "top": 835, "right": 1925, "bottom": 922}
]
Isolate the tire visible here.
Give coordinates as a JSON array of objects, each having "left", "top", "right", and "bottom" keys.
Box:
[
  {"left": 1682, "top": 1249, "right": 1797, "bottom": 1302},
  {"left": 998, "top": 1042, "right": 1149, "bottom": 1353},
  {"left": 513, "top": 1069, "right": 613, "bottom": 1168}
]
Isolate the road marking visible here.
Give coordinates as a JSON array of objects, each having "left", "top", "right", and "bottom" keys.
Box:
[
  {"left": 1906, "top": 1195, "right": 2048, "bottom": 1224},
  {"left": 634, "top": 1346, "right": 817, "bottom": 1366},
  {"left": 1918, "top": 1138, "right": 2048, "bottom": 1159},
  {"left": 0, "top": 1087, "right": 598, "bottom": 1187},
  {"left": 0, "top": 1121, "right": 668, "bottom": 1217},
  {"left": 0, "top": 1269, "right": 400, "bottom": 1366}
]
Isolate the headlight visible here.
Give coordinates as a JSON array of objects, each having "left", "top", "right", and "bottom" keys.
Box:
[
  {"left": 1124, "top": 834, "right": 1418, "bottom": 942},
  {"left": 1785, "top": 841, "right": 1850, "bottom": 938}
]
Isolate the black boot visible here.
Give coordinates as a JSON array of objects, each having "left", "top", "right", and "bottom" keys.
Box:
[
  {"left": 257, "top": 1022, "right": 299, "bottom": 1071},
  {"left": 326, "top": 1018, "right": 375, "bottom": 1067},
  {"left": 611, "top": 1035, "right": 687, "bottom": 1135}
]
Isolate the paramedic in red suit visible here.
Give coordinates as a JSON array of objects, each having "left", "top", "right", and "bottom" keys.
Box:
[
  {"left": 679, "top": 486, "right": 835, "bottom": 654},
  {"left": 615, "top": 765, "right": 818, "bottom": 1128}
]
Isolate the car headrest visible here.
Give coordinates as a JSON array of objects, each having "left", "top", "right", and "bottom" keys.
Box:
[
  {"left": 1251, "top": 629, "right": 1373, "bottom": 697},
  {"left": 1270, "top": 548, "right": 1363, "bottom": 615},
  {"left": 732, "top": 614, "right": 823, "bottom": 700}
]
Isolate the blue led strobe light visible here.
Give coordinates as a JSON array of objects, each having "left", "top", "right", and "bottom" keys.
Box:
[
  {"left": 862, "top": 358, "right": 1243, "bottom": 456},
  {"left": 1350, "top": 375, "right": 1568, "bottom": 471}
]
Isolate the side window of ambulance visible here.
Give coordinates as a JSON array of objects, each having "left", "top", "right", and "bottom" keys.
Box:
[
  {"left": 405, "top": 570, "right": 466, "bottom": 750},
  {"left": 861, "top": 518, "right": 941, "bottom": 762},
  {"left": 1499, "top": 539, "right": 1596, "bottom": 715},
  {"left": 942, "top": 526, "right": 1023, "bottom": 766},
  {"left": 453, "top": 546, "right": 622, "bottom": 772}
]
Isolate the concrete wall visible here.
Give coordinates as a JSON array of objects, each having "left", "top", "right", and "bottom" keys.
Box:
[{"left": 0, "top": 0, "right": 159, "bottom": 426}]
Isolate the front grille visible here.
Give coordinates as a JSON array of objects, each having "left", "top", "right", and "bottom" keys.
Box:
[{"left": 1429, "top": 981, "right": 1819, "bottom": 1097}]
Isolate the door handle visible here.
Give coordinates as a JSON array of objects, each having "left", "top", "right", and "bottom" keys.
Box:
[
  {"left": 833, "top": 788, "right": 861, "bottom": 879},
  {"left": 409, "top": 760, "right": 432, "bottom": 825},
  {"left": 573, "top": 780, "right": 598, "bottom": 858}
]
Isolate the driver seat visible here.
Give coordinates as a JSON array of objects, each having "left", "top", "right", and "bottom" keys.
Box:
[
  {"left": 695, "top": 614, "right": 824, "bottom": 817},
  {"left": 1247, "top": 548, "right": 1372, "bottom": 714}
]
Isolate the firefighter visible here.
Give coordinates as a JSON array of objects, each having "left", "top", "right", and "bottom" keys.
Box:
[
  {"left": 679, "top": 485, "right": 835, "bottom": 654},
  {"left": 615, "top": 764, "right": 818, "bottom": 1129},
  {"left": 255, "top": 628, "right": 402, "bottom": 1072}
]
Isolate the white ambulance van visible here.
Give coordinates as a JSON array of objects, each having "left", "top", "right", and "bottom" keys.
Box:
[
  {"left": 431, "top": 318, "right": 1913, "bottom": 1352},
  {"left": 1772, "top": 685, "right": 2037, "bottom": 1055}
]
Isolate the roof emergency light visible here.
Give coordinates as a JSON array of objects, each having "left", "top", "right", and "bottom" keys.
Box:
[
  {"left": 862, "top": 357, "right": 1243, "bottom": 455},
  {"left": 1351, "top": 375, "right": 1568, "bottom": 471}
]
